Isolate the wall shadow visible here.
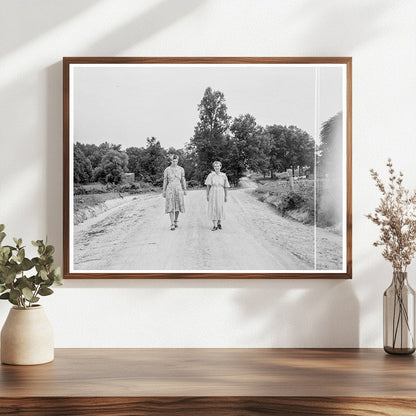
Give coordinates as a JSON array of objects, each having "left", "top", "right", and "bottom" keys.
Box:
[
  {"left": 46, "top": 62, "right": 63, "bottom": 264},
  {"left": 288, "top": 0, "right": 393, "bottom": 52},
  {"left": 0, "top": 0, "right": 101, "bottom": 57},
  {"left": 81, "top": 0, "right": 206, "bottom": 55},
  {"left": 232, "top": 279, "right": 359, "bottom": 347}
]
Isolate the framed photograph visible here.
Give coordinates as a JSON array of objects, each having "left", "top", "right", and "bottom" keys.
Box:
[{"left": 63, "top": 57, "right": 352, "bottom": 279}]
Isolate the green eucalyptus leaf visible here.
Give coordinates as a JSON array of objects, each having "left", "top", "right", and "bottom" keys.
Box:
[
  {"left": 38, "top": 287, "right": 53, "bottom": 296},
  {"left": 21, "top": 258, "right": 33, "bottom": 271},
  {"left": 0, "top": 285, "right": 6, "bottom": 294},
  {"left": 0, "top": 246, "right": 11, "bottom": 259},
  {"left": 22, "top": 287, "right": 34, "bottom": 301},
  {"left": 29, "top": 296, "right": 39, "bottom": 303},
  {"left": 0, "top": 249, "right": 9, "bottom": 265},
  {"left": 32, "top": 240, "right": 43, "bottom": 247},
  {"left": 9, "top": 288, "right": 21, "bottom": 301},
  {"left": 45, "top": 245, "right": 55, "bottom": 256},
  {"left": 0, "top": 232, "right": 6, "bottom": 244},
  {"left": 53, "top": 267, "right": 63, "bottom": 285},
  {"left": 17, "top": 276, "right": 35, "bottom": 290},
  {"left": 3, "top": 272, "right": 16, "bottom": 285},
  {"left": 0, "top": 292, "right": 9, "bottom": 299},
  {"left": 48, "top": 268, "right": 60, "bottom": 282},
  {"left": 7, "top": 263, "right": 20, "bottom": 275},
  {"left": 34, "top": 275, "right": 43, "bottom": 285},
  {"left": 0, "top": 224, "right": 5, "bottom": 232},
  {"left": 17, "top": 248, "right": 25, "bottom": 263},
  {"left": 43, "top": 256, "right": 54, "bottom": 266},
  {"left": 40, "top": 269, "right": 48, "bottom": 281}
]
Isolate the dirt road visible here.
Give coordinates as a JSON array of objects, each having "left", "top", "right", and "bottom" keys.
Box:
[{"left": 74, "top": 188, "right": 342, "bottom": 272}]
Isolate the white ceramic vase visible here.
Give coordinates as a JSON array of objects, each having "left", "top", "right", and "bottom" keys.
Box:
[{"left": 1, "top": 305, "right": 54, "bottom": 365}]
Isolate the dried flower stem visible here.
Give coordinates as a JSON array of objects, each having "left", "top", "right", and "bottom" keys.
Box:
[{"left": 366, "top": 159, "right": 416, "bottom": 272}]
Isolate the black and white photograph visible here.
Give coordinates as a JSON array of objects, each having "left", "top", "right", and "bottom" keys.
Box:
[{"left": 64, "top": 58, "right": 351, "bottom": 278}]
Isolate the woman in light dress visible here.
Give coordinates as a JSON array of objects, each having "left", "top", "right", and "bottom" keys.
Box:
[
  {"left": 205, "top": 161, "right": 230, "bottom": 231},
  {"left": 163, "top": 155, "right": 187, "bottom": 231}
]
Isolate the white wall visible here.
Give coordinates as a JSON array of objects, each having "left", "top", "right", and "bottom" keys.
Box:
[{"left": 1, "top": 0, "right": 415, "bottom": 347}]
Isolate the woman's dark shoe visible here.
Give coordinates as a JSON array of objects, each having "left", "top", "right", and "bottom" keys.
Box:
[
  {"left": 211, "top": 226, "right": 218, "bottom": 231},
  {"left": 174, "top": 221, "right": 178, "bottom": 228},
  {"left": 217, "top": 223, "right": 222, "bottom": 230},
  {"left": 170, "top": 224, "right": 176, "bottom": 231}
]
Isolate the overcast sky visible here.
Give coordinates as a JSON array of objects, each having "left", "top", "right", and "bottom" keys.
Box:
[{"left": 72, "top": 64, "right": 344, "bottom": 149}]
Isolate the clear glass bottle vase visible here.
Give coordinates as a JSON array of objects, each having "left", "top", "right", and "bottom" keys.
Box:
[{"left": 383, "top": 271, "right": 416, "bottom": 355}]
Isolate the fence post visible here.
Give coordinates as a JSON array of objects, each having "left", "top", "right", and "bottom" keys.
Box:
[{"left": 287, "top": 168, "right": 294, "bottom": 191}]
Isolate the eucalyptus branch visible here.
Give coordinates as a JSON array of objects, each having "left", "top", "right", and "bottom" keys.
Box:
[{"left": 0, "top": 225, "right": 62, "bottom": 309}]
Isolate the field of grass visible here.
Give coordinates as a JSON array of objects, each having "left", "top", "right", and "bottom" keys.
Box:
[
  {"left": 254, "top": 177, "right": 341, "bottom": 231},
  {"left": 73, "top": 182, "right": 160, "bottom": 212},
  {"left": 255, "top": 178, "right": 315, "bottom": 223},
  {"left": 74, "top": 192, "right": 122, "bottom": 212}
]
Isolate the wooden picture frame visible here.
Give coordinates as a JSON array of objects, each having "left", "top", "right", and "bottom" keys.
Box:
[{"left": 63, "top": 57, "right": 352, "bottom": 279}]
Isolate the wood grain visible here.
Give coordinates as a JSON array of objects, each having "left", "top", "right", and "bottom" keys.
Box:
[
  {"left": 1, "top": 397, "right": 416, "bottom": 416},
  {"left": 1, "top": 349, "right": 416, "bottom": 415},
  {"left": 63, "top": 57, "right": 353, "bottom": 279}
]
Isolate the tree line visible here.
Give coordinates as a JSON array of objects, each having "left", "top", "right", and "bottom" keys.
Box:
[{"left": 74, "top": 87, "right": 340, "bottom": 187}]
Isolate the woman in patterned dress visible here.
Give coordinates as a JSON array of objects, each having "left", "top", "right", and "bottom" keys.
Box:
[
  {"left": 205, "top": 161, "right": 230, "bottom": 231},
  {"left": 163, "top": 155, "right": 187, "bottom": 230}
]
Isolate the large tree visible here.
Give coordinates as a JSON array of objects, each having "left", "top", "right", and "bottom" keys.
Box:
[
  {"left": 73, "top": 143, "right": 93, "bottom": 184},
  {"left": 226, "top": 114, "right": 262, "bottom": 185},
  {"left": 190, "top": 87, "right": 231, "bottom": 183},
  {"left": 254, "top": 130, "right": 272, "bottom": 178},
  {"left": 317, "top": 111, "right": 343, "bottom": 225},
  {"left": 142, "top": 137, "right": 169, "bottom": 185},
  {"left": 126, "top": 146, "right": 146, "bottom": 181},
  {"left": 318, "top": 111, "right": 342, "bottom": 178},
  {"left": 126, "top": 138, "right": 168, "bottom": 185},
  {"left": 93, "top": 149, "right": 129, "bottom": 184},
  {"left": 266, "top": 125, "right": 315, "bottom": 177},
  {"left": 76, "top": 142, "right": 122, "bottom": 170}
]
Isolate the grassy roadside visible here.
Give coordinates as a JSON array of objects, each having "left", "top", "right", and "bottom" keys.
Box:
[
  {"left": 254, "top": 177, "right": 315, "bottom": 222},
  {"left": 253, "top": 176, "right": 341, "bottom": 233},
  {"left": 74, "top": 182, "right": 161, "bottom": 213},
  {"left": 73, "top": 182, "right": 205, "bottom": 213}
]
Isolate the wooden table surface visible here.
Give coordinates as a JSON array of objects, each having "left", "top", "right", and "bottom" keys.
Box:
[{"left": 1, "top": 348, "right": 415, "bottom": 415}]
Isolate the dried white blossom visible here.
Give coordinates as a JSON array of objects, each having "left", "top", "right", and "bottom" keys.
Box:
[{"left": 367, "top": 159, "right": 416, "bottom": 272}]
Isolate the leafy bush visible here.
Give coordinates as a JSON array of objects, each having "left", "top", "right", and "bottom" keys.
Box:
[
  {"left": 279, "top": 191, "right": 305, "bottom": 212},
  {"left": 187, "top": 179, "right": 200, "bottom": 188},
  {"left": 0, "top": 225, "right": 62, "bottom": 309}
]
